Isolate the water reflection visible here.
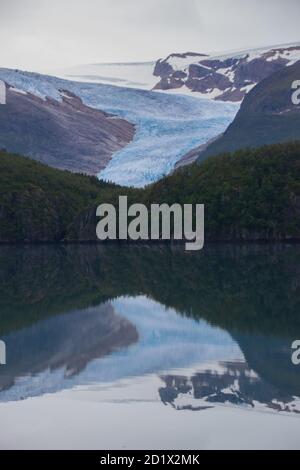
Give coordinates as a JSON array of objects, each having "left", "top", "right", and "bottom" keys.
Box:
[
  {"left": 0, "top": 244, "right": 299, "bottom": 415},
  {"left": 0, "top": 296, "right": 241, "bottom": 400},
  {"left": 0, "top": 302, "right": 138, "bottom": 395},
  {"left": 159, "top": 361, "right": 300, "bottom": 414}
]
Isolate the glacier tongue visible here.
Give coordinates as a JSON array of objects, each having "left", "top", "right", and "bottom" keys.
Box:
[
  {"left": 0, "top": 68, "right": 238, "bottom": 187},
  {"left": 65, "top": 83, "right": 238, "bottom": 187},
  {"left": 95, "top": 90, "right": 238, "bottom": 187}
]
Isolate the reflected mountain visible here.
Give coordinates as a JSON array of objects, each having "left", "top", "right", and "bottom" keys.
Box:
[
  {"left": 0, "top": 296, "right": 241, "bottom": 401},
  {"left": 159, "top": 360, "right": 300, "bottom": 415},
  {"left": 0, "top": 244, "right": 299, "bottom": 408},
  {"left": 0, "top": 302, "right": 138, "bottom": 393}
]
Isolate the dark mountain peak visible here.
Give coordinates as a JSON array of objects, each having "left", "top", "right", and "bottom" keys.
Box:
[
  {"left": 153, "top": 43, "right": 300, "bottom": 102},
  {"left": 197, "top": 60, "right": 300, "bottom": 160}
]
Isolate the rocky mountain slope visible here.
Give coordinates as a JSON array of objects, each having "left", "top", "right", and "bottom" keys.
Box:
[
  {"left": 197, "top": 60, "right": 300, "bottom": 161},
  {"left": 153, "top": 43, "right": 300, "bottom": 101},
  {"left": 0, "top": 84, "right": 134, "bottom": 174}
]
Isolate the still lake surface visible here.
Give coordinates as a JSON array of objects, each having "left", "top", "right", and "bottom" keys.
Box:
[{"left": 0, "top": 244, "right": 300, "bottom": 449}]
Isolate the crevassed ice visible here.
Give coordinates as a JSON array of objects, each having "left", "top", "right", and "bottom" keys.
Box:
[{"left": 0, "top": 68, "right": 238, "bottom": 187}]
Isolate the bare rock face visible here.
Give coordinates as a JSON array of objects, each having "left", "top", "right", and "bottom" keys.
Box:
[
  {"left": 0, "top": 86, "right": 135, "bottom": 174},
  {"left": 153, "top": 52, "right": 207, "bottom": 78},
  {"left": 153, "top": 44, "right": 300, "bottom": 102}
]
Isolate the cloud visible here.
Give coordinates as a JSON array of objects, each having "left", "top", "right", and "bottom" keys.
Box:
[{"left": 0, "top": 0, "right": 299, "bottom": 71}]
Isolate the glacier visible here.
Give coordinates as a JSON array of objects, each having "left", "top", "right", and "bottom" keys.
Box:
[{"left": 0, "top": 68, "right": 238, "bottom": 187}]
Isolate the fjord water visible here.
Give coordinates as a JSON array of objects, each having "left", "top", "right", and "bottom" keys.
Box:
[{"left": 0, "top": 245, "right": 300, "bottom": 449}]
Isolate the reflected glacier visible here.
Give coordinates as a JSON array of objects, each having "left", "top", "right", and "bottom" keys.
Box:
[{"left": 0, "top": 296, "right": 241, "bottom": 401}]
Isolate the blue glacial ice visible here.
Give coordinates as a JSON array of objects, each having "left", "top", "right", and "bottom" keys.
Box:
[{"left": 0, "top": 69, "right": 239, "bottom": 187}]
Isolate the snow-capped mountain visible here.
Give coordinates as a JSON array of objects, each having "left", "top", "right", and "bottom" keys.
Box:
[
  {"left": 153, "top": 43, "right": 300, "bottom": 101},
  {"left": 1, "top": 42, "right": 296, "bottom": 186},
  {"left": 58, "top": 43, "right": 300, "bottom": 103}
]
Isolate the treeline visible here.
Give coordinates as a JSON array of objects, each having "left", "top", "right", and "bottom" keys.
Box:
[
  {"left": 0, "top": 150, "right": 136, "bottom": 242},
  {"left": 143, "top": 141, "right": 300, "bottom": 241},
  {"left": 0, "top": 141, "right": 300, "bottom": 242}
]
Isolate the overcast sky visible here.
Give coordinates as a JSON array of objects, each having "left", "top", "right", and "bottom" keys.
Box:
[{"left": 0, "top": 0, "right": 299, "bottom": 72}]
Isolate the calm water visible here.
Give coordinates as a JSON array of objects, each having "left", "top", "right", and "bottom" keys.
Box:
[{"left": 0, "top": 244, "right": 300, "bottom": 449}]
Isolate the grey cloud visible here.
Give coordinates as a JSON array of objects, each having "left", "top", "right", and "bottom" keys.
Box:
[{"left": 0, "top": 0, "right": 299, "bottom": 72}]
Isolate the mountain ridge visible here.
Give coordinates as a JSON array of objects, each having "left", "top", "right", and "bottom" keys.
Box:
[
  {"left": 153, "top": 42, "right": 300, "bottom": 101},
  {"left": 197, "top": 60, "right": 300, "bottom": 161},
  {"left": 56, "top": 42, "right": 300, "bottom": 102}
]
